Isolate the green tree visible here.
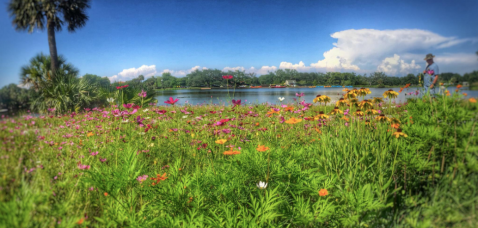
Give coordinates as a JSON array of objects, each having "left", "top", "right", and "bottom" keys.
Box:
[
  {"left": 8, "top": 0, "right": 90, "bottom": 78},
  {"left": 20, "top": 53, "right": 78, "bottom": 91}
]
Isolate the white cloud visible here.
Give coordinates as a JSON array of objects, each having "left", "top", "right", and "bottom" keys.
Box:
[
  {"left": 377, "top": 54, "right": 421, "bottom": 76},
  {"left": 109, "top": 65, "right": 157, "bottom": 82},
  {"left": 223, "top": 66, "right": 246, "bottom": 72}
]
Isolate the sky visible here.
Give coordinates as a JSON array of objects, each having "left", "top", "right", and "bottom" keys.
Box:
[{"left": 0, "top": 0, "right": 477, "bottom": 87}]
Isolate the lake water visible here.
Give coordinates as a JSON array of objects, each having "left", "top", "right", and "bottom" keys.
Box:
[{"left": 154, "top": 87, "right": 478, "bottom": 106}]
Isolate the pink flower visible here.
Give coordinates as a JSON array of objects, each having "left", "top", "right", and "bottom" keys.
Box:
[
  {"left": 123, "top": 103, "right": 133, "bottom": 109},
  {"left": 295, "top": 92, "right": 304, "bottom": 97},
  {"left": 222, "top": 75, "right": 233, "bottom": 79},
  {"left": 138, "top": 90, "right": 147, "bottom": 98},
  {"left": 100, "top": 158, "right": 107, "bottom": 163},
  {"left": 90, "top": 151, "right": 99, "bottom": 156},
  {"left": 427, "top": 70, "right": 435, "bottom": 75},
  {"left": 164, "top": 97, "right": 179, "bottom": 105},
  {"left": 77, "top": 163, "right": 90, "bottom": 170},
  {"left": 136, "top": 175, "right": 149, "bottom": 183}
]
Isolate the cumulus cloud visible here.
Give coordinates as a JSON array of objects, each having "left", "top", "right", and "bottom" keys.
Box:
[
  {"left": 109, "top": 65, "right": 157, "bottom": 82},
  {"left": 109, "top": 29, "right": 477, "bottom": 79}
]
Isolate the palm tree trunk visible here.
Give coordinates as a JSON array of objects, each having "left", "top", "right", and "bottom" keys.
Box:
[{"left": 47, "top": 18, "right": 59, "bottom": 80}]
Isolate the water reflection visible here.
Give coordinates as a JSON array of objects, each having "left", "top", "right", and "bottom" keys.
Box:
[{"left": 155, "top": 87, "right": 477, "bottom": 106}]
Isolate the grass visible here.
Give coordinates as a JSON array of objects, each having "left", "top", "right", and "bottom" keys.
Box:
[{"left": 0, "top": 88, "right": 477, "bottom": 227}]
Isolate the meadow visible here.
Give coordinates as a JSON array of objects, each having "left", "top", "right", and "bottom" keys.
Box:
[{"left": 1, "top": 87, "right": 477, "bottom": 227}]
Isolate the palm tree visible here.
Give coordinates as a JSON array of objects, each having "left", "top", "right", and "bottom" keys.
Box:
[
  {"left": 8, "top": 0, "right": 90, "bottom": 78},
  {"left": 20, "top": 53, "right": 79, "bottom": 91}
]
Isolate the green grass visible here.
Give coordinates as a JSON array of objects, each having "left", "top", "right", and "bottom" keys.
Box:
[{"left": 0, "top": 91, "right": 477, "bottom": 227}]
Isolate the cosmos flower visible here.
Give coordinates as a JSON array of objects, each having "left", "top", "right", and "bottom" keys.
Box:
[
  {"left": 257, "top": 181, "right": 268, "bottom": 189},
  {"left": 278, "top": 97, "right": 285, "bottom": 101},
  {"left": 136, "top": 175, "right": 149, "bottom": 183},
  {"left": 256, "top": 145, "right": 270, "bottom": 152},
  {"left": 319, "top": 189, "right": 328, "bottom": 196}
]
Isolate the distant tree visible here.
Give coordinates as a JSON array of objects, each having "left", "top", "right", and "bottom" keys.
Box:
[{"left": 8, "top": 0, "right": 90, "bottom": 78}]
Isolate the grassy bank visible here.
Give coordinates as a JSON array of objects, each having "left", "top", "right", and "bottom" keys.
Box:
[{"left": 1, "top": 90, "right": 477, "bottom": 227}]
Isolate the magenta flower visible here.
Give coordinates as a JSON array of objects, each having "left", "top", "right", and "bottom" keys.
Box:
[
  {"left": 222, "top": 75, "right": 233, "bottom": 79},
  {"left": 138, "top": 90, "right": 147, "bottom": 98},
  {"left": 136, "top": 175, "right": 149, "bottom": 183},
  {"left": 100, "top": 158, "right": 107, "bottom": 163},
  {"left": 164, "top": 97, "right": 179, "bottom": 106},
  {"left": 123, "top": 103, "right": 133, "bottom": 109},
  {"left": 90, "top": 151, "right": 99, "bottom": 156},
  {"left": 427, "top": 70, "right": 435, "bottom": 75},
  {"left": 232, "top": 99, "right": 242, "bottom": 106},
  {"left": 77, "top": 163, "right": 90, "bottom": 170},
  {"left": 295, "top": 93, "right": 304, "bottom": 97}
]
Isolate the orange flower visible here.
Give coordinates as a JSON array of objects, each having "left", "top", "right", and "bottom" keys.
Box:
[
  {"left": 104, "top": 192, "right": 108, "bottom": 196},
  {"left": 284, "top": 106, "right": 294, "bottom": 112},
  {"left": 470, "top": 98, "right": 477, "bottom": 103},
  {"left": 215, "top": 139, "right": 227, "bottom": 144},
  {"left": 276, "top": 134, "right": 281, "bottom": 138},
  {"left": 87, "top": 132, "right": 94, "bottom": 137},
  {"left": 446, "top": 90, "right": 450, "bottom": 96},
  {"left": 255, "top": 122, "right": 260, "bottom": 126},
  {"left": 314, "top": 127, "right": 322, "bottom": 134},
  {"left": 77, "top": 218, "right": 84, "bottom": 225},
  {"left": 398, "top": 87, "right": 404, "bottom": 93},
  {"left": 151, "top": 173, "right": 168, "bottom": 186},
  {"left": 267, "top": 108, "right": 280, "bottom": 115},
  {"left": 341, "top": 117, "right": 349, "bottom": 122},
  {"left": 223, "top": 150, "right": 241, "bottom": 155},
  {"left": 256, "top": 145, "right": 269, "bottom": 152},
  {"left": 455, "top": 89, "right": 459, "bottom": 92},
  {"left": 457, "top": 84, "right": 462, "bottom": 89},
  {"left": 404, "top": 83, "right": 411, "bottom": 88},
  {"left": 285, "top": 117, "right": 302, "bottom": 124},
  {"left": 79, "top": 140, "right": 83, "bottom": 145},
  {"left": 463, "top": 92, "right": 467, "bottom": 96},
  {"left": 391, "top": 123, "right": 400, "bottom": 129},
  {"left": 319, "top": 189, "right": 328, "bottom": 196}
]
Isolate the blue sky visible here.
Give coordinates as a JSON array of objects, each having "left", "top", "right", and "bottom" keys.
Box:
[{"left": 1, "top": 0, "right": 477, "bottom": 87}]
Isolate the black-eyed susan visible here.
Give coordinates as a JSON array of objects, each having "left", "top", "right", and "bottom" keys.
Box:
[
  {"left": 354, "top": 109, "right": 364, "bottom": 116},
  {"left": 344, "top": 91, "right": 357, "bottom": 99},
  {"left": 365, "top": 108, "right": 379, "bottom": 115},
  {"left": 314, "top": 111, "right": 329, "bottom": 120},
  {"left": 320, "top": 95, "right": 331, "bottom": 104},
  {"left": 390, "top": 117, "right": 401, "bottom": 125},
  {"left": 336, "top": 98, "right": 348, "bottom": 107},
  {"left": 358, "top": 87, "right": 372, "bottom": 97},
  {"left": 349, "top": 98, "right": 360, "bottom": 108},
  {"left": 313, "top": 95, "right": 323, "bottom": 103},
  {"left": 359, "top": 99, "right": 373, "bottom": 110},
  {"left": 330, "top": 107, "right": 343, "bottom": 115},
  {"left": 375, "top": 114, "right": 390, "bottom": 122},
  {"left": 364, "top": 120, "right": 371, "bottom": 125},
  {"left": 383, "top": 89, "right": 399, "bottom": 99},
  {"left": 372, "top": 97, "right": 383, "bottom": 104},
  {"left": 392, "top": 128, "right": 408, "bottom": 138}
]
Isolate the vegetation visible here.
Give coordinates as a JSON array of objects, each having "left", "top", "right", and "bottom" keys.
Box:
[{"left": 1, "top": 88, "right": 477, "bottom": 227}]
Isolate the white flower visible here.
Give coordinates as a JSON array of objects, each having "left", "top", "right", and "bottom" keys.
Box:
[
  {"left": 122, "top": 119, "right": 129, "bottom": 123},
  {"left": 145, "top": 117, "right": 151, "bottom": 119},
  {"left": 256, "top": 181, "right": 268, "bottom": 189},
  {"left": 143, "top": 109, "right": 149, "bottom": 112},
  {"left": 107, "top": 97, "right": 115, "bottom": 103},
  {"left": 278, "top": 97, "right": 285, "bottom": 101},
  {"left": 182, "top": 116, "right": 188, "bottom": 119}
]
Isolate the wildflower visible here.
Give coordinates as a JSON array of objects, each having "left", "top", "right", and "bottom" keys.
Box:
[
  {"left": 314, "top": 127, "right": 322, "bottom": 134},
  {"left": 285, "top": 117, "right": 302, "bottom": 124},
  {"left": 372, "top": 97, "right": 383, "bottom": 104},
  {"left": 284, "top": 106, "right": 294, "bottom": 112},
  {"left": 100, "top": 158, "right": 107, "bottom": 162},
  {"left": 138, "top": 90, "right": 147, "bottom": 98},
  {"left": 392, "top": 128, "right": 408, "bottom": 138},
  {"left": 375, "top": 114, "right": 390, "bottom": 122},
  {"left": 456, "top": 84, "right": 462, "bottom": 89},
  {"left": 446, "top": 90, "right": 451, "bottom": 96},
  {"left": 107, "top": 97, "right": 115, "bottom": 103},
  {"left": 223, "top": 149, "right": 241, "bottom": 155},
  {"left": 365, "top": 109, "right": 379, "bottom": 115},
  {"left": 86, "top": 132, "right": 94, "bottom": 137},
  {"left": 336, "top": 98, "right": 348, "bottom": 107},
  {"left": 137, "top": 175, "right": 149, "bottom": 183},
  {"left": 256, "top": 145, "right": 269, "bottom": 152},
  {"left": 330, "top": 107, "right": 343, "bottom": 115},
  {"left": 341, "top": 117, "right": 349, "bottom": 121},
  {"left": 222, "top": 75, "right": 233, "bottom": 79},
  {"left": 164, "top": 97, "right": 179, "bottom": 105},
  {"left": 390, "top": 117, "right": 401, "bottom": 124},
  {"left": 353, "top": 109, "right": 364, "bottom": 116},
  {"left": 215, "top": 139, "right": 227, "bottom": 144},
  {"left": 295, "top": 92, "right": 304, "bottom": 97},
  {"left": 143, "top": 109, "right": 149, "bottom": 112},
  {"left": 257, "top": 181, "right": 268, "bottom": 189},
  {"left": 358, "top": 87, "right": 372, "bottom": 96},
  {"left": 463, "top": 92, "right": 467, "bottom": 96},
  {"left": 77, "top": 218, "right": 84, "bottom": 225},
  {"left": 469, "top": 98, "right": 477, "bottom": 103},
  {"left": 232, "top": 99, "right": 242, "bottom": 107},
  {"left": 344, "top": 91, "right": 356, "bottom": 99},
  {"left": 319, "top": 189, "right": 328, "bottom": 196},
  {"left": 383, "top": 89, "right": 399, "bottom": 99},
  {"left": 391, "top": 123, "right": 400, "bottom": 129},
  {"left": 314, "top": 111, "right": 329, "bottom": 120},
  {"left": 90, "top": 151, "right": 99, "bottom": 156},
  {"left": 278, "top": 97, "right": 285, "bottom": 101},
  {"left": 150, "top": 173, "right": 168, "bottom": 186},
  {"left": 104, "top": 192, "right": 108, "bottom": 196},
  {"left": 359, "top": 100, "right": 373, "bottom": 110}
]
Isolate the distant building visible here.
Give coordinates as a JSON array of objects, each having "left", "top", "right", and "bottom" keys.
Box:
[
  {"left": 285, "top": 80, "right": 297, "bottom": 87},
  {"left": 462, "top": 82, "right": 469, "bottom": 86}
]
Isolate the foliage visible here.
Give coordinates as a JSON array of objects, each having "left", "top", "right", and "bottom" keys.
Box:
[
  {"left": 1, "top": 88, "right": 476, "bottom": 227},
  {"left": 0, "top": 84, "right": 33, "bottom": 110}
]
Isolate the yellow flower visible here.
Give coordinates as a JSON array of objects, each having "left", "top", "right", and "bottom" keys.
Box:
[
  {"left": 365, "top": 108, "right": 379, "bottom": 115},
  {"left": 256, "top": 145, "right": 270, "bottom": 152},
  {"left": 314, "top": 111, "right": 329, "bottom": 120},
  {"left": 359, "top": 99, "right": 373, "bottom": 110},
  {"left": 372, "top": 97, "right": 383, "bottom": 104},
  {"left": 215, "top": 139, "right": 227, "bottom": 144},
  {"left": 354, "top": 109, "right": 364, "bottom": 116},
  {"left": 285, "top": 117, "right": 302, "bottom": 124},
  {"left": 191, "top": 133, "right": 195, "bottom": 138},
  {"left": 313, "top": 95, "right": 330, "bottom": 103},
  {"left": 358, "top": 87, "right": 372, "bottom": 96},
  {"left": 344, "top": 91, "right": 357, "bottom": 99},
  {"left": 336, "top": 98, "right": 348, "bottom": 107},
  {"left": 383, "top": 89, "right": 399, "bottom": 99},
  {"left": 349, "top": 98, "right": 360, "bottom": 108},
  {"left": 390, "top": 117, "right": 401, "bottom": 124},
  {"left": 375, "top": 114, "right": 390, "bottom": 122},
  {"left": 87, "top": 132, "right": 94, "bottom": 137},
  {"left": 329, "top": 107, "right": 343, "bottom": 115},
  {"left": 392, "top": 129, "right": 408, "bottom": 138},
  {"left": 469, "top": 98, "right": 476, "bottom": 103}
]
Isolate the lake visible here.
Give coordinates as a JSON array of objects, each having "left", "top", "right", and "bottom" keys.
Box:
[{"left": 154, "top": 86, "right": 478, "bottom": 106}]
